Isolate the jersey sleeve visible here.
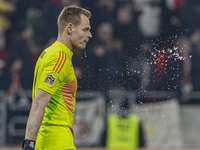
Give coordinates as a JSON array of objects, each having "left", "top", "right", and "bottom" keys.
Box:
[{"left": 38, "top": 51, "right": 70, "bottom": 95}]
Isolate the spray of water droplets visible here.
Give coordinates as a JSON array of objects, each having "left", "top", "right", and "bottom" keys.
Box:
[
  {"left": 84, "top": 49, "right": 87, "bottom": 58},
  {"left": 149, "top": 46, "right": 192, "bottom": 65}
]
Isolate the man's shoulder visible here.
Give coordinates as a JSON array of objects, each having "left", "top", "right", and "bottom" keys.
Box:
[
  {"left": 42, "top": 43, "right": 63, "bottom": 59},
  {"left": 40, "top": 42, "right": 72, "bottom": 68},
  {"left": 45, "top": 42, "right": 71, "bottom": 56}
]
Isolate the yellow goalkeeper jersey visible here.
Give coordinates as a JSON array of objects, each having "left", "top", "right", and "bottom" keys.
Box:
[{"left": 32, "top": 41, "right": 77, "bottom": 150}]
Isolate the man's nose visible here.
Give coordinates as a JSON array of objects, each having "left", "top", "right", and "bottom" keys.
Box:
[{"left": 88, "top": 31, "right": 92, "bottom": 38}]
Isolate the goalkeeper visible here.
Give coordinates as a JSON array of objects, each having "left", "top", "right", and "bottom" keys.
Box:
[{"left": 22, "top": 5, "right": 92, "bottom": 150}]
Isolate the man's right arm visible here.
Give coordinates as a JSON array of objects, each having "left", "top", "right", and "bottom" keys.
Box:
[{"left": 24, "top": 89, "right": 52, "bottom": 141}]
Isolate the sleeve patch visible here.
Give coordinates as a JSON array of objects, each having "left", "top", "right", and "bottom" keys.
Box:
[{"left": 43, "top": 74, "right": 56, "bottom": 86}]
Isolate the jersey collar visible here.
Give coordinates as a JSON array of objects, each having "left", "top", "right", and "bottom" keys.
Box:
[{"left": 55, "top": 41, "right": 73, "bottom": 57}]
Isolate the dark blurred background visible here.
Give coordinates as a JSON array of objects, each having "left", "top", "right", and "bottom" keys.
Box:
[{"left": 1, "top": 0, "right": 200, "bottom": 148}]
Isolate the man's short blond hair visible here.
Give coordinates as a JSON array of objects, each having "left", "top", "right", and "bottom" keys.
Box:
[{"left": 57, "top": 5, "right": 91, "bottom": 35}]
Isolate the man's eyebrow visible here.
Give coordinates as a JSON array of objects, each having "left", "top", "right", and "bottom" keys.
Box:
[{"left": 84, "top": 26, "right": 91, "bottom": 30}]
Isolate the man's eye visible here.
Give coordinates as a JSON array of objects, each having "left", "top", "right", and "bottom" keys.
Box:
[{"left": 84, "top": 28, "right": 89, "bottom": 32}]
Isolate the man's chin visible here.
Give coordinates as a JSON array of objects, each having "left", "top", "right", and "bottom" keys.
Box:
[{"left": 75, "top": 43, "right": 87, "bottom": 50}]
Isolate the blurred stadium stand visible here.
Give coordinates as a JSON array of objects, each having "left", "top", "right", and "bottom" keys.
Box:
[{"left": 1, "top": 0, "right": 200, "bottom": 149}]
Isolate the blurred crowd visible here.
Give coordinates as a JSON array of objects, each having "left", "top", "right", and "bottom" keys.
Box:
[{"left": 0, "top": 0, "right": 200, "bottom": 105}]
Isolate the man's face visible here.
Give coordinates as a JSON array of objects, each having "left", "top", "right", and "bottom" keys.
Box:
[{"left": 71, "top": 14, "right": 92, "bottom": 50}]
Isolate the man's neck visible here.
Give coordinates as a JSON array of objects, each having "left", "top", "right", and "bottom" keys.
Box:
[{"left": 57, "top": 36, "right": 74, "bottom": 52}]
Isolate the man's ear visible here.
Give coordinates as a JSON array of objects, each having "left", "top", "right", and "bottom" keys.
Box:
[{"left": 66, "top": 23, "right": 73, "bottom": 35}]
